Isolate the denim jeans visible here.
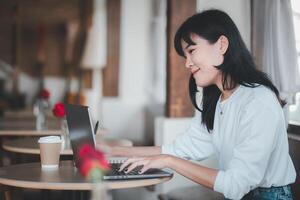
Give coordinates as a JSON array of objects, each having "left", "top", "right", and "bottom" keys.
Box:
[{"left": 225, "top": 185, "right": 294, "bottom": 200}]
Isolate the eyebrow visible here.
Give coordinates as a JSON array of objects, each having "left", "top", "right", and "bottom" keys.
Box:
[{"left": 185, "top": 44, "right": 191, "bottom": 49}]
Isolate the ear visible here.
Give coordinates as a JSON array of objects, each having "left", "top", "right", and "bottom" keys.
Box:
[{"left": 218, "top": 35, "right": 229, "bottom": 55}]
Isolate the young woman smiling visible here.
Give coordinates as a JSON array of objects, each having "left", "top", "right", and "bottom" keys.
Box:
[{"left": 104, "top": 9, "right": 296, "bottom": 200}]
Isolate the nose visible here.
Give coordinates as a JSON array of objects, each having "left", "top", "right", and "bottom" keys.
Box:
[{"left": 185, "top": 56, "right": 194, "bottom": 69}]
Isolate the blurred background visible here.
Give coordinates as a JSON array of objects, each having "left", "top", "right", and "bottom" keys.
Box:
[{"left": 1, "top": 0, "right": 300, "bottom": 199}]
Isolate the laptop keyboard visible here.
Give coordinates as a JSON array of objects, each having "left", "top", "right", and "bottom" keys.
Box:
[
  {"left": 108, "top": 162, "right": 142, "bottom": 176},
  {"left": 103, "top": 159, "right": 172, "bottom": 180}
]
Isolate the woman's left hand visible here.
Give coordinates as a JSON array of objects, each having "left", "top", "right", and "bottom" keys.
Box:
[{"left": 119, "top": 154, "right": 171, "bottom": 174}]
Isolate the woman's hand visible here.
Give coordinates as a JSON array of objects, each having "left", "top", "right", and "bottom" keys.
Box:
[
  {"left": 119, "top": 154, "right": 171, "bottom": 174},
  {"left": 119, "top": 154, "right": 218, "bottom": 189}
]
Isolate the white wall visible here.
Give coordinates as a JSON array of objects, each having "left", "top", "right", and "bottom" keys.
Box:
[
  {"left": 102, "top": 0, "right": 154, "bottom": 143},
  {"left": 197, "top": 0, "right": 251, "bottom": 49}
]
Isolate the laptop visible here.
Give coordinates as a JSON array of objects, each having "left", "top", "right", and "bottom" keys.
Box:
[{"left": 65, "top": 104, "right": 173, "bottom": 180}]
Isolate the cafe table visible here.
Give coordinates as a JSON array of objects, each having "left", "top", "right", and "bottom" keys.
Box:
[
  {"left": 0, "top": 136, "right": 171, "bottom": 200},
  {"left": 0, "top": 130, "right": 62, "bottom": 136},
  {"left": 0, "top": 160, "right": 172, "bottom": 190},
  {"left": 2, "top": 135, "right": 133, "bottom": 155},
  {"left": 0, "top": 128, "right": 108, "bottom": 136},
  {"left": 0, "top": 114, "right": 60, "bottom": 131},
  {"left": 0, "top": 160, "right": 172, "bottom": 200}
]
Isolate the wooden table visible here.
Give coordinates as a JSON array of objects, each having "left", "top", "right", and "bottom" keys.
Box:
[
  {"left": 0, "top": 128, "right": 108, "bottom": 136},
  {"left": 0, "top": 130, "right": 62, "bottom": 136},
  {"left": 0, "top": 117, "right": 60, "bottom": 131},
  {"left": 0, "top": 160, "right": 172, "bottom": 191},
  {"left": 0, "top": 122, "right": 60, "bottom": 130},
  {"left": 2, "top": 136, "right": 133, "bottom": 155}
]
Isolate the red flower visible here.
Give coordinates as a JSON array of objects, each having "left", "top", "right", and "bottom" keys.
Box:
[
  {"left": 79, "top": 144, "right": 105, "bottom": 161},
  {"left": 78, "top": 144, "right": 110, "bottom": 181},
  {"left": 79, "top": 144, "right": 95, "bottom": 157},
  {"left": 52, "top": 102, "right": 65, "bottom": 118},
  {"left": 39, "top": 89, "right": 50, "bottom": 99}
]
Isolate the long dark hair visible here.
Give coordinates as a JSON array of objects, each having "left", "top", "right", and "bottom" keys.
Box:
[{"left": 174, "top": 9, "right": 285, "bottom": 132}]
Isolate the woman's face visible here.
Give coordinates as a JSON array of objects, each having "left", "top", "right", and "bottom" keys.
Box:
[{"left": 181, "top": 33, "right": 227, "bottom": 87}]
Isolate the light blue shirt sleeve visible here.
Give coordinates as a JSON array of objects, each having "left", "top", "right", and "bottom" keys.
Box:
[
  {"left": 161, "top": 110, "right": 215, "bottom": 161},
  {"left": 213, "top": 101, "right": 280, "bottom": 199}
]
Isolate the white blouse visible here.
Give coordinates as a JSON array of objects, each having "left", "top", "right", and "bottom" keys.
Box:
[{"left": 162, "top": 85, "right": 296, "bottom": 200}]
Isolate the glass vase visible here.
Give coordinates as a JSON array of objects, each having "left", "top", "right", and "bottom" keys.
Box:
[
  {"left": 33, "top": 98, "right": 50, "bottom": 131},
  {"left": 60, "top": 118, "right": 69, "bottom": 149},
  {"left": 90, "top": 182, "right": 108, "bottom": 200}
]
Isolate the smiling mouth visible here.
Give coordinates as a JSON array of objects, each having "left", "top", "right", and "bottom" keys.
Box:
[{"left": 191, "top": 68, "right": 200, "bottom": 75}]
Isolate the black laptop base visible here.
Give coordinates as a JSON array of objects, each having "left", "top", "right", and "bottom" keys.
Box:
[{"left": 103, "top": 163, "right": 172, "bottom": 180}]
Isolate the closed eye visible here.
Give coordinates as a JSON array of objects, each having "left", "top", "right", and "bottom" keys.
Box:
[
  {"left": 187, "top": 47, "right": 196, "bottom": 54},
  {"left": 184, "top": 44, "right": 196, "bottom": 56}
]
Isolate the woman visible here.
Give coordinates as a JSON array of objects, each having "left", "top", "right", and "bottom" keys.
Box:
[{"left": 105, "top": 10, "right": 296, "bottom": 199}]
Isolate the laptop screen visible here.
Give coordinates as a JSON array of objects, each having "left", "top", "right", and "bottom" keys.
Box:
[{"left": 65, "top": 104, "right": 96, "bottom": 167}]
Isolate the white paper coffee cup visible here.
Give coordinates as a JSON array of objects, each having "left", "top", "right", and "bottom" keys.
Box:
[{"left": 38, "top": 136, "right": 62, "bottom": 169}]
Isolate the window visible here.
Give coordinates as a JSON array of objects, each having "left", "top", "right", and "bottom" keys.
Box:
[{"left": 289, "top": 0, "right": 300, "bottom": 124}]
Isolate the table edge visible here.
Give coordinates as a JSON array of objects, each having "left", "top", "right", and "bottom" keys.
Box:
[
  {"left": 0, "top": 130, "right": 61, "bottom": 136},
  {"left": 0, "top": 176, "right": 172, "bottom": 190}
]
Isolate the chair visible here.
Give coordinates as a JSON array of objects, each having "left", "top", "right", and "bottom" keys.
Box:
[{"left": 288, "top": 135, "right": 300, "bottom": 199}]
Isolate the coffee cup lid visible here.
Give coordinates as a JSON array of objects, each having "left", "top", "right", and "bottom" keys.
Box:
[{"left": 38, "top": 136, "right": 62, "bottom": 143}]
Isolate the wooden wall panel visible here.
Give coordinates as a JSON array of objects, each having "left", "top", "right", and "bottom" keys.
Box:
[
  {"left": 0, "top": 4, "right": 13, "bottom": 65},
  {"left": 166, "top": 0, "right": 196, "bottom": 117},
  {"left": 40, "top": 25, "right": 66, "bottom": 77},
  {"left": 102, "top": 0, "right": 120, "bottom": 97},
  {"left": 0, "top": 0, "right": 80, "bottom": 78}
]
